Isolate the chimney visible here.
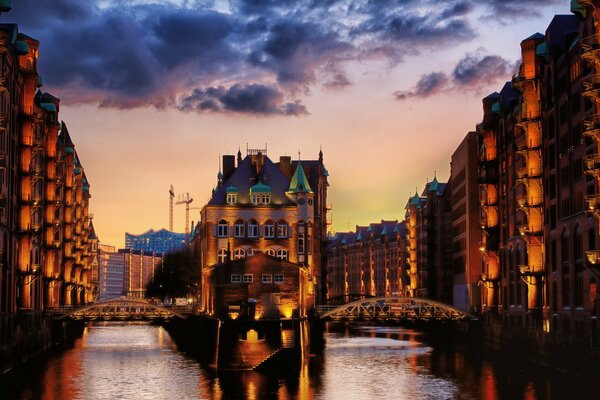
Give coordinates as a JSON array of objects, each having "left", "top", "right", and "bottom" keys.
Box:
[
  {"left": 222, "top": 155, "right": 235, "bottom": 182},
  {"left": 279, "top": 156, "right": 292, "bottom": 178}
]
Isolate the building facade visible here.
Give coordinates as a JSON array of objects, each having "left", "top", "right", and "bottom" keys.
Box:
[
  {"left": 125, "top": 228, "right": 186, "bottom": 254},
  {"left": 326, "top": 220, "right": 408, "bottom": 302},
  {"left": 98, "top": 244, "right": 123, "bottom": 300},
  {"left": 197, "top": 148, "right": 328, "bottom": 309},
  {"left": 0, "top": 24, "right": 95, "bottom": 317}
]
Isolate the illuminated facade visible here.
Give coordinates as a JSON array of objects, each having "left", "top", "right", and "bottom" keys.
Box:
[
  {"left": 0, "top": 24, "right": 95, "bottom": 316},
  {"left": 197, "top": 148, "right": 328, "bottom": 309},
  {"left": 326, "top": 220, "right": 409, "bottom": 301},
  {"left": 405, "top": 177, "right": 453, "bottom": 302},
  {"left": 120, "top": 249, "right": 163, "bottom": 298}
]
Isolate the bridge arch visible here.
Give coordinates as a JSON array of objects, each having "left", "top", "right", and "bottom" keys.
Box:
[
  {"left": 57, "top": 297, "right": 188, "bottom": 321},
  {"left": 319, "top": 296, "right": 477, "bottom": 322}
]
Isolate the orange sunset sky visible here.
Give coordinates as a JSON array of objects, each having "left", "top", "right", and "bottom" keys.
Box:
[{"left": 3, "top": 0, "right": 570, "bottom": 247}]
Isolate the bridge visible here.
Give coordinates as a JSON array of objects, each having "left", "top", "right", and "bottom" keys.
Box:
[
  {"left": 54, "top": 297, "right": 192, "bottom": 321},
  {"left": 317, "top": 296, "right": 477, "bottom": 322}
]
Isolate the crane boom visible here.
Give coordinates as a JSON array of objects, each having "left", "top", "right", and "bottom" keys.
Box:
[
  {"left": 175, "top": 192, "right": 194, "bottom": 237},
  {"left": 169, "top": 185, "right": 175, "bottom": 231}
]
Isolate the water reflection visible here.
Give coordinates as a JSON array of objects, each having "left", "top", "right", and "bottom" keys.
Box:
[{"left": 1, "top": 321, "right": 593, "bottom": 400}]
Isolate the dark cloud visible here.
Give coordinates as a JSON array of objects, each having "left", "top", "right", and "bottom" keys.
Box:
[
  {"left": 395, "top": 52, "right": 515, "bottom": 101},
  {"left": 394, "top": 72, "right": 449, "bottom": 101},
  {"left": 483, "top": 0, "right": 562, "bottom": 18},
  {"left": 453, "top": 54, "right": 515, "bottom": 87},
  {"left": 177, "top": 83, "right": 308, "bottom": 116},
  {"left": 1, "top": 0, "right": 539, "bottom": 115}
]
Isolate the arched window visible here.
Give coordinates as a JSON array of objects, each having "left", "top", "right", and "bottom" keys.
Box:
[
  {"left": 264, "top": 220, "right": 275, "bottom": 238},
  {"left": 589, "top": 228, "right": 596, "bottom": 252},
  {"left": 217, "top": 219, "right": 228, "bottom": 237},
  {"left": 266, "top": 248, "right": 276, "bottom": 257},
  {"left": 574, "top": 225, "right": 582, "bottom": 261},
  {"left": 277, "top": 219, "right": 288, "bottom": 238},
  {"left": 276, "top": 248, "right": 288, "bottom": 261},
  {"left": 248, "top": 219, "right": 258, "bottom": 238},
  {"left": 561, "top": 229, "right": 569, "bottom": 264},
  {"left": 247, "top": 248, "right": 257, "bottom": 257},
  {"left": 233, "top": 248, "right": 246, "bottom": 260},
  {"left": 235, "top": 219, "right": 245, "bottom": 238},
  {"left": 561, "top": 229, "right": 570, "bottom": 307},
  {"left": 217, "top": 248, "right": 227, "bottom": 264}
]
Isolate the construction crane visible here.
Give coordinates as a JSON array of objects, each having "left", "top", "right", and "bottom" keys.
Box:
[
  {"left": 169, "top": 185, "right": 175, "bottom": 231},
  {"left": 176, "top": 192, "right": 194, "bottom": 237}
]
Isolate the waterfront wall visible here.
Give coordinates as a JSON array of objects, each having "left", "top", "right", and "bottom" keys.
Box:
[{"left": 0, "top": 312, "right": 84, "bottom": 374}]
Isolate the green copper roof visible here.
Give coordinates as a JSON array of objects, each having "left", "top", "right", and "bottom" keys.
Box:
[
  {"left": 250, "top": 181, "right": 272, "bottom": 193},
  {"left": 16, "top": 40, "right": 28, "bottom": 55},
  {"left": 409, "top": 192, "right": 420, "bottom": 206},
  {"left": 288, "top": 162, "right": 313, "bottom": 193},
  {"left": 428, "top": 176, "right": 439, "bottom": 192},
  {"left": 225, "top": 185, "right": 238, "bottom": 193},
  {"left": 491, "top": 102, "right": 501, "bottom": 114},
  {"left": 64, "top": 146, "right": 74, "bottom": 154},
  {"left": 74, "top": 167, "right": 82, "bottom": 175},
  {"left": 535, "top": 42, "right": 550, "bottom": 61},
  {"left": 40, "top": 102, "right": 56, "bottom": 113},
  {"left": 0, "top": 0, "right": 12, "bottom": 13},
  {"left": 322, "top": 167, "right": 329, "bottom": 177},
  {"left": 217, "top": 170, "right": 223, "bottom": 180},
  {"left": 381, "top": 226, "right": 388, "bottom": 235},
  {"left": 571, "top": 0, "right": 586, "bottom": 18},
  {"left": 356, "top": 231, "right": 363, "bottom": 241}
]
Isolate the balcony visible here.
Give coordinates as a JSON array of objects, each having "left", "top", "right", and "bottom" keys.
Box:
[
  {"left": 514, "top": 136, "right": 542, "bottom": 152},
  {"left": 583, "top": 114, "right": 600, "bottom": 139},
  {"left": 516, "top": 166, "right": 542, "bottom": 180},
  {"left": 581, "top": 34, "right": 600, "bottom": 64},
  {"left": 517, "top": 224, "right": 543, "bottom": 236},
  {"left": 0, "top": 74, "right": 6, "bottom": 93},
  {"left": 0, "top": 34, "right": 7, "bottom": 53},
  {"left": 584, "top": 154, "right": 600, "bottom": 176},
  {"left": 516, "top": 195, "right": 543, "bottom": 209},
  {"left": 582, "top": 74, "right": 600, "bottom": 100},
  {"left": 515, "top": 106, "right": 541, "bottom": 124},
  {"left": 512, "top": 72, "right": 536, "bottom": 92}
]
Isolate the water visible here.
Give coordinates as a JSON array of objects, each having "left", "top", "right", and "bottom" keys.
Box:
[{"left": 1, "top": 322, "right": 591, "bottom": 399}]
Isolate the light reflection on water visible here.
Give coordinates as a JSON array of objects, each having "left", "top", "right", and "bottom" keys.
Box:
[{"left": 1, "top": 322, "right": 591, "bottom": 400}]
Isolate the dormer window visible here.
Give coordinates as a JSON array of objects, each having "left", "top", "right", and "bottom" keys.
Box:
[
  {"left": 226, "top": 186, "right": 238, "bottom": 205},
  {"left": 250, "top": 182, "right": 271, "bottom": 205}
]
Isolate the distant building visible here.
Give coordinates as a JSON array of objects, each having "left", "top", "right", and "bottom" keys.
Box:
[
  {"left": 326, "top": 220, "right": 409, "bottom": 301},
  {"left": 125, "top": 228, "right": 186, "bottom": 254},
  {"left": 98, "top": 244, "right": 123, "bottom": 300},
  {"left": 120, "top": 249, "right": 164, "bottom": 298}
]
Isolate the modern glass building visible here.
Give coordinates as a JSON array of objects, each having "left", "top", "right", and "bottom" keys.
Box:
[{"left": 125, "top": 229, "right": 186, "bottom": 254}]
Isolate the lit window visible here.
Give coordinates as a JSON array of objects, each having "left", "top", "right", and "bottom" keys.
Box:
[
  {"left": 243, "top": 274, "right": 253, "bottom": 283},
  {"left": 277, "top": 220, "right": 288, "bottom": 238},
  {"left": 262, "top": 274, "right": 273, "bottom": 283},
  {"left": 248, "top": 219, "right": 258, "bottom": 238},
  {"left": 235, "top": 220, "right": 245, "bottom": 238},
  {"left": 231, "top": 274, "right": 242, "bottom": 283},
  {"left": 217, "top": 219, "right": 228, "bottom": 237},
  {"left": 218, "top": 248, "right": 227, "bottom": 263},
  {"left": 276, "top": 249, "right": 288, "bottom": 261},
  {"left": 234, "top": 248, "right": 246, "bottom": 260},
  {"left": 264, "top": 220, "right": 275, "bottom": 238},
  {"left": 298, "top": 222, "right": 306, "bottom": 254},
  {"left": 274, "top": 274, "right": 284, "bottom": 284},
  {"left": 266, "top": 248, "right": 276, "bottom": 257},
  {"left": 226, "top": 193, "right": 237, "bottom": 205}
]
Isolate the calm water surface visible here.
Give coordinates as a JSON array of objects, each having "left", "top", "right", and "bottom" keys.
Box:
[{"left": 2, "top": 321, "right": 591, "bottom": 399}]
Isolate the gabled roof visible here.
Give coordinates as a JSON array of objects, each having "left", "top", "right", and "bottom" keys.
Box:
[
  {"left": 58, "top": 121, "right": 74, "bottom": 147},
  {"left": 288, "top": 162, "right": 313, "bottom": 193},
  {"left": 88, "top": 221, "right": 98, "bottom": 240}
]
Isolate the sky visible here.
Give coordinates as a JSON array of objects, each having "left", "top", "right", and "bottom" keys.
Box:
[{"left": 2, "top": 0, "right": 571, "bottom": 247}]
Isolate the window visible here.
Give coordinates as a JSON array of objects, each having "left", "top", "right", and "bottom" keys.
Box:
[
  {"left": 298, "top": 222, "right": 306, "bottom": 254},
  {"left": 218, "top": 219, "right": 228, "bottom": 237},
  {"left": 266, "top": 248, "right": 276, "bottom": 257},
  {"left": 274, "top": 274, "right": 284, "bottom": 284},
  {"left": 243, "top": 274, "right": 253, "bottom": 283},
  {"left": 235, "top": 219, "right": 245, "bottom": 238},
  {"left": 276, "top": 248, "right": 288, "bottom": 261},
  {"left": 248, "top": 219, "right": 258, "bottom": 238},
  {"left": 247, "top": 248, "right": 257, "bottom": 257},
  {"left": 218, "top": 248, "right": 227, "bottom": 263},
  {"left": 277, "top": 220, "right": 288, "bottom": 238},
  {"left": 231, "top": 274, "right": 242, "bottom": 283},
  {"left": 226, "top": 193, "right": 237, "bottom": 205},
  {"left": 262, "top": 274, "right": 272, "bottom": 283},
  {"left": 234, "top": 248, "right": 246, "bottom": 260},
  {"left": 264, "top": 220, "right": 275, "bottom": 238}
]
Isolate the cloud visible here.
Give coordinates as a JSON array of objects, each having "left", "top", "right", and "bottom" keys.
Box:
[
  {"left": 395, "top": 52, "right": 514, "bottom": 101},
  {"left": 394, "top": 72, "right": 449, "bottom": 100},
  {"left": 2, "top": 0, "right": 536, "bottom": 115},
  {"left": 177, "top": 83, "right": 308, "bottom": 116},
  {"left": 482, "top": 0, "right": 563, "bottom": 18}
]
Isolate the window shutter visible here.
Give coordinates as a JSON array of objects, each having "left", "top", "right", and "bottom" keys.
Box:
[
  {"left": 229, "top": 226, "right": 234, "bottom": 237},
  {"left": 212, "top": 225, "right": 217, "bottom": 237}
]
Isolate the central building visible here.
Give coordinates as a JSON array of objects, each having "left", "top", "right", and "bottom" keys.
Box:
[{"left": 198, "top": 147, "right": 328, "bottom": 310}]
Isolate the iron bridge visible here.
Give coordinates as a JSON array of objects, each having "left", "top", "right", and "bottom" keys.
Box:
[
  {"left": 317, "top": 296, "right": 477, "bottom": 322},
  {"left": 55, "top": 297, "right": 191, "bottom": 321}
]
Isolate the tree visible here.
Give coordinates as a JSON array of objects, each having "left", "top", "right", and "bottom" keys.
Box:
[{"left": 146, "top": 248, "right": 200, "bottom": 302}]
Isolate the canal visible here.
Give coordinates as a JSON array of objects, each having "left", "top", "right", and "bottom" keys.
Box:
[{"left": 1, "top": 321, "right": 591, "bottom": 399}]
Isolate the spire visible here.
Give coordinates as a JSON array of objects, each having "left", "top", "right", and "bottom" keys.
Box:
[
  {"left": 319, "top": 146, "right": 323, "bottom": 162},
  {"left": 288, "top": 162, "right": 313, "bottom": 193},
  {"left": 237, "top": 146, "right": 242, "bottom": 164},
  {"left": 217, "top": 154, "right": 223, "bottom": 186}
]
